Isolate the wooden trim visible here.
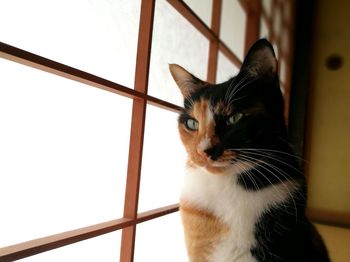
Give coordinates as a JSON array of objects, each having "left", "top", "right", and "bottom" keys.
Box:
[
  {"left": 261, "top": 5, "right": 275, "bottom": 43},
  {"left": 207, "top": 0, "right": 222, "bottom": 83},
  {"left": 0, "top": 41, "right": 138, "bottom": 99},
  {"left": 120, "top": 0, "right": 156, "bottom": 261},
  {"left": 287, "top": 0, "right": 316, "bottom": 159},
  {"left": 167, "top": 0, "right": 242, "bottom": 67},
  {"left": 307, "top": 208, "right": 350, "bottom": 229},
  {"left": 167, "top": 0, "right": 215, "bottom": 40},
  {"left": 218, "top": 41, "right": 242, "bottom": 67},
  {"left": 282, "top": 1, "right": 296, "bottom": 123},
  {"left": 0, "top": 218, "right": 132, "bottom": 262},
  {"left": 259, "top": 0, "right": 295, "bottom": 122},
  {"left": 242, "top": 0, "right": 262, "bottom": 55},
  {"left": 0, "top": 204, "right": 179, "bottom": 262},
  {"left": 0, "top": 42, "right": 182, "bottom": 114}
]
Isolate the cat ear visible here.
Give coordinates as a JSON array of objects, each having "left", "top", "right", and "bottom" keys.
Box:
[
  {"left": 240, "top": 39, "right": 278, "bottom": 78},
  {"left": 169, "top": 64, "right": 206, "bottom": 97}
]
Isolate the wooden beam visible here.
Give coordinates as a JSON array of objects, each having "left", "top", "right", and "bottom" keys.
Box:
[
  {"left": 0, "top": 42, "right": 182, "bottom": 114},
  {"left": 167, "top": 0, "right": 242, "bottom": 67},
  {"left": 120, "top": 0, "right": 156, "bottom": 261},
  {"left": 307, "top": 208, "right": 350, "bottom": 229},
  {"left": 242, "top": 0, "right": 262, "bottom": 55},
  {"left": 0, "top": 204, "right": 179, "bottom": 262},
  {"left": 207, "top": 0, "right": 222, "bottom": 83}
]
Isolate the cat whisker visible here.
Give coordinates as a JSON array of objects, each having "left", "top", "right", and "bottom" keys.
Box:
[
  {"left": 235, "top": 156, "right": 295, "bottom": 220},
  {"left": 237, "top": 155, "right": 291, "bottom": 215},
  {"left": 234, "top": 149, "right": 308, "bottom": 200},
  {"left": 234, "top": 160, "right": 261, "bottom": 191},
  {"left": 232, "top": 147, "right": 306, "bottom": 163},
  {"left": 237, "top": 154, "right": 299, "bottom": 220},
  {"left": 224, "top": 74, "right": 250, "bottom": 104},
  {"left": 233, "top": 161, "right": 250, "bottom": 189},
  {"left": 237, "top": 161, "right": 297, "bottom": 221},
  {"left": 226, "top": 95, "right": 249, "bottom": 108},
  {"left": 226, "top": 78, "right": 256, "bottom": 105},
  {"left": 234, "top": 149, "right": 304, "bottom": 176},
  {"left": 237, "top": 156, "right": 283, "bottom": 191}
]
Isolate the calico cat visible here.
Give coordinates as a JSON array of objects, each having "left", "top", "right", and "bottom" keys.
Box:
[{"left": 169, "top": 39, "right": 329, "bottom": 262}]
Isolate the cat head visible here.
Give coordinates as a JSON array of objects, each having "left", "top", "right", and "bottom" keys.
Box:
[{"left": 170, "top": 39, "right": 286, "bottom": 174}]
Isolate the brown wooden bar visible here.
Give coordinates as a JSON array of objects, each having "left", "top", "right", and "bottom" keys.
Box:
[
  {"left": 241, "top": 0, "right": 262, "bottom": 55},
  {"left": 0, "top": 42, "right": 138, "bottom": 99},
  {"left": 0, "top": 204, "right": 179, "bottom": 262},
  {"left": 207, "top": 0, "right": 222, "bottom": 83},
  {"left": 120, "top": 0, "right": 156, "bottom": 261},
  {"left": 0, "top": 42, "right": 182, "bottom": 114},
  {"left": 261, "top": 5, "right": 275, "bottom": 43},
  {"left": 307, "top": 208, "right": 350, "bottom": 229},
  {"left": 167, "top": 0, "right": 242, "bottom": 67},
  {"left": 283, "top": 0, "right": 296, "bottom": 122},
  {"left": 218, "top": 41, "right": 242, "bottom": 67}
]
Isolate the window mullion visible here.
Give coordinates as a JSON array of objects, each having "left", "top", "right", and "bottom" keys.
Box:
[
  {"left": 120, "top": 0, "right": 156, "bottom": 261},
  {"left": 242, "top": 0, "right": 262, "bottom": 56},
  {"left": 207, "top": 0, "right": 222, "bottom": 83},
  {"left": 167, "top": 0, "right": 242, "bottom": 67}
]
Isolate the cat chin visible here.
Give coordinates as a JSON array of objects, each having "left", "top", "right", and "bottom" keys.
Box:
[
  {"left": 210, "top": 161, "right": 231, "bottom": 167},
  {"left": 187, "top": 159, "right": 254, "bottom": 176},
  {"left": 187, "top": 159, "right": 229, "bottom": 174}
]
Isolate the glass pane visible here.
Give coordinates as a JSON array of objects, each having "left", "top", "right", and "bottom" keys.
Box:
[
  {"left": 216, "top": 51, "right": 239, "bottom": 83},
  {"left": 0, "top": 58, "right": 131, "bottom": 247},
  {"left": 134, "top": 213, "right": 187, "bottom": 262},
  {"left": 273, "top": 6, "right": 283, "bottom": 37},
  {"left": 220, "top": 0, "right": 246, "bottom": 61},
  {"left": 19, "top": 231, "right": 121, "bottom": 262},
  {"left": 148, "top": 0, "right": 209, "bottom": 106},
  {"left": 183, "top": 0, "right": 212, "bottom": 27},
  {"left": 281, "top": 29, "right": 289, "bottom": 55},
  {"left": 272, "top": 42, "right": 280, "bottom": 60},
  {"left": 280, "top": 83, "right": 285, "bottom": 95},
  {"left": 262, "top": 0, "right": 272, "bottom": 17},
  {"left": 138, "top": 105, "right": 186, "bottom": 212},
  {"left": 0, "top": 0, "right": 141, "bottom": 88},
  {"left": 279, "top": 58, "right": 287, "bottom": 84},
  {"left": 260, "top": 17, "right": 269, "bottom": 39}
]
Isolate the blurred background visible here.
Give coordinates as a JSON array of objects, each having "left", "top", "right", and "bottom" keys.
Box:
[{"left": 289, "top": 0, "right": 350, "bottom": 260}]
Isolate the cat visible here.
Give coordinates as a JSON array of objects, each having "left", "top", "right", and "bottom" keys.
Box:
[{"left": 169, "top": 39, "right": 329, "bottom": 262}]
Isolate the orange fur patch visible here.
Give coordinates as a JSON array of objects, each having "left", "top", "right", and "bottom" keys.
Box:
[
  {"left": 180, "top": 101, "right": 211, "bottom": 158},
  {"left": 180, "top": 200, "right": 229, "bottom": 261},
  {"left": 178, "top": 99, "right": 236, "bottom": 174}
]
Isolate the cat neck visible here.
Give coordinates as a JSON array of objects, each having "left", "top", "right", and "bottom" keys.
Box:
[{"left": 180, "top": 163, "right": 299, "bottom": 225}]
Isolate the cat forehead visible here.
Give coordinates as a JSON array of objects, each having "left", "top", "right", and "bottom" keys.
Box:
[
  {"left": 184, "top": 77, "right": 252, "bottom": 110},
  {"left": 187, "top": 98, "right": 234, "bottom": 117}
]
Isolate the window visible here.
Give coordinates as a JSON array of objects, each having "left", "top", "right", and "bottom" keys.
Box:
[{"left": 0, "top": 0, "right": 295, "bottom": 261}]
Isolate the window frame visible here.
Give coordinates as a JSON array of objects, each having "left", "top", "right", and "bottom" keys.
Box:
[{"left": 0, "top": 0, "right": 295, "bottom": 261}]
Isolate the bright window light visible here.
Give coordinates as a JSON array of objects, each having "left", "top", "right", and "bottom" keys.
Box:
[
  {"left": 0, "top": 0, "right": 141, "bottom": 88},
  {"left": 0, "top": 58, "right": 131, "bottom": 248}
]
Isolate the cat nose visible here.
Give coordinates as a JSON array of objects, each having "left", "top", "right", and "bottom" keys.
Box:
[{"left": 204, "top": 146, "right": 223, "bottom": 161}]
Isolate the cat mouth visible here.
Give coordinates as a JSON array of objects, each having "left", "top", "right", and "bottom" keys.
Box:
[
  {"left": 200, "top": 156, "right": 255, "bottom": 175},
  {"left": 193, "top": 149, "right": 237, "bottom": 170},
  {"left": 197, "top": 156, "right": 235, "bottom": 171},
  {"left": 207, "top": 160, "right": 232, "bottom": 167},
  {"left": 200, "top": 159, "right": 235, "bottom": 174}
]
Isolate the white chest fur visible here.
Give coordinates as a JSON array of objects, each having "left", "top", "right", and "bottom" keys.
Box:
[{"left": 180, "top": 166, "right": 296, "bottom": 262}]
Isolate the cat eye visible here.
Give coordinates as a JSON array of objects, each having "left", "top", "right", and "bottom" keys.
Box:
[
  {"left": 226, "top": 113, "right": 243, "bottom": 125},
  {"left": 185, "top": 118, "right": 199, "bottom": 131}
]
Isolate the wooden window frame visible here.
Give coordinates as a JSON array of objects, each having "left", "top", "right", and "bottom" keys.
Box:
[{"left": 0, "top": 0, "right": 295, "bottom": 261}]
